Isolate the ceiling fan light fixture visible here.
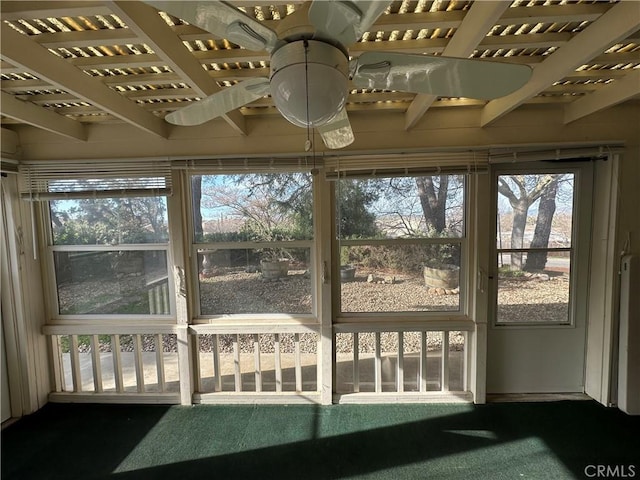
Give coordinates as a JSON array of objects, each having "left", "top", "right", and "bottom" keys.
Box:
[{"left": 270, "top": 40, "right": 349, "bottom": 128}]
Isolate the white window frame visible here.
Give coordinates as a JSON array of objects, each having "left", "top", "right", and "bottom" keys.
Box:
[
  {"left": 187, "top": 171, "right": 318, "bottom": 325},
  {"left": 42, "top": 197, "right": 175, "bottom": 325},
  {"left": 489, "top": 162, "right": 593, "bottom": 329},
  {"left": 333, "top": 173, "right": 472, "bottom": 326}
]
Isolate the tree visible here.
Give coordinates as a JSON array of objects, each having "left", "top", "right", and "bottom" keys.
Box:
[
  {"left": 50, "top": 196, "right": 167, "bottom": 245},
  {"left": 336, "top": 180, "right": 380, "bottom": 238},
  {"left": 416, "top": 175, "right": 449, "bottom": 234},
  {"left": 525, "top": 175, "right": 561, "bottom": 271},
  {"left": 192, "top": 174, "right": 381, "bottom": 242},
  {"left": 198, "top": 173, "right": 313, "bottom": 242},
  {"left": 192, "top": 175, "right": 203, "bottom": 240},
  {"left": 498, "top": 174, "right": 556, "bottom": 270},
  {"left": 367, "top": 175, "right": 463, "bottom": 238}
]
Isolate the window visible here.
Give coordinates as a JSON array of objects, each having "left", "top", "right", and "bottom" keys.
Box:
[
  {"left": 336, "top": 175, "right": 466, "bottom": 314},
  {"left": 495, "top": 172, "right": 575, "bottom": 324},
  {"left": 192, "top": 173, "right": 314, "bottom": 316},
  {"left": 49, "top": 195, "right": 171, "bottom": 317}
]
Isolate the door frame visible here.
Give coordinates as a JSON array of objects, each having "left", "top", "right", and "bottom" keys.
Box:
[{"left": 486, "top": 161, "right": 594, "bottom": 394}]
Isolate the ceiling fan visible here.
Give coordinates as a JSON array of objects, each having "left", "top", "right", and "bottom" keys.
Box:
[{"left": 145, "top": 1, "right": 532, "bottom": 149}]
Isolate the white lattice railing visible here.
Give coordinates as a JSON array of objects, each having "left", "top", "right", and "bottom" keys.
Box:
[
  {"left": 190, "top": 324, "right": 322, "bottom": 404},
  {"left": 333, "top": 326, "right": 471, "bottom": 403},
  {"left": 43, "top": 325, "right": 181, "bottom": 403},
  {"left": 43, "top": 324, "right": 470, "bottom": 404}
]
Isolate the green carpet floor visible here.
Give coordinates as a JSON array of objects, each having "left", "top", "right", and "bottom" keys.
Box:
[{"left": 2, "top": 400, "right": 638, "bottom": 479}]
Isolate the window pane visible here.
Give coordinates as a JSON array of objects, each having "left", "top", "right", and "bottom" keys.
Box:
[
  {"left": 198, "top": 248, "right": 312, "bottom": 315},
  {"left": 340, "top": 243, "right": 461, "bottom": 312},
  {"left": 495, "top": 172, "right": 575, "bottom": 324},
  {"left": 50, "top": 197, "right": 168, "bottom": 245},
  {"left": 54, "top": 250, "right": 169, "bottom": 315},
  {"left": 192, "top": 173, "right": 313, "bottom": 243},
  {"left": 497, "top": 253, "right": 571, "bottom": 324},
  {"left": 337, "top": 175, "right": 465, "bottom": 240},
  {"left": 497, "top": 173, "right": 573, "bottom": 251}
]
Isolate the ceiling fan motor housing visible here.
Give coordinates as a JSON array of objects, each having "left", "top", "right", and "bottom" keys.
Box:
[{"left": 270, "top": 40, "right": 349, "bottom": 128}]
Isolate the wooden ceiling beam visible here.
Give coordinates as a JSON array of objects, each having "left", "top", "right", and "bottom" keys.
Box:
[
  {"left": 174, "top": 4, "right": 610, "bottom": 38},
  {"left": 0, "top": 1, "right": 110, "bottom": 21},
  {"left": 564, "top": 69, "right": 640, "bottom": 124},
  {"left": 102, "top": 72, "right": 181, "bottom": 87},
  {"left": 5, "top": 47, "right": 629, "bottom": 75},
  {"left": 68, "top": 53, "right": 167, "bottom": 71},
  {"left": 2, "top": 79, "right": 53, "bottom": 92},
  {"left": 362, "top": 9, "right": 466, "bottom": 32},
  {"left": 562, "top": 70, "right": 629, "bottom": 81},
  {"left": 480, "top": 1, "right": 640, "bottom": 127},
  {"left": 25, "top": 26, "right": 574, "bottom": 63},
  {"left": 339, "top": 32, "right": 573, "bottom": 57},
  {"left": 498, "top": 3, "right": 611, "bottom": 26},
  {"left": 106, "top": 1, "right": 247, "bottom": 135},
  {"left": 0, "top": 60, "right": 19, "bottom": 74},
  {"left": 124, "top": 89, "right": 197, "bottom": 101},
  {"left": 405, "top": 1, "right": 511, "bottom": 130},
  {"left": 1, "top": 2, "right": 609, "bottom": 34},
  {"left": 2, "top": 68, "right": 270, "bottom": 94},
  {"left": 1, "top": 91, "right": 87, "bottom": 140},
  {"left": 46, "top": 94, "right": 585, "bottom": 121},
  {"left": 35, "top": 29, "right": 140, "bottom": 49},
  {"left": 1, "top": 23, "right": 168, "bottom": 138},
  {"left": 371, "top": 3, "right": 610, "bottom": 32},
  {"left": 15, "top": 93, "right": 78, "bottom": 104}
]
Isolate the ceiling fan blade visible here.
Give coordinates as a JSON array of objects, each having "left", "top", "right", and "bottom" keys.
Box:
[
  {"left": 317, "top": 107, "right": 354, "bottom": 149},
  {"left": 308, "top": 1, "right": 391, "bottom": 47},
  {"left": 353, "top": 52, "right": 532, "bottom": 99},
  {"left": 165, "top": 78, "right": 270, "bottom": 126},
  {"left": 144, "top": 1, "right": 280, "bottom": 52}
]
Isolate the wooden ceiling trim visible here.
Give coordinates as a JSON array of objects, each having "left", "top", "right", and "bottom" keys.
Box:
[
  {"left": 67, "top": 53, "right": 167, "bottom": 70},
  {"left": 14, "top": 92, "right": 77, "bottom": 104},
  {"left": 34, "top": 28, "right": 140, "bottom": 49},
  {"left": 1, "top": 1, "right": 637, "bottom": 144},
  {"left": 26, "top": 28, "right": 576, "bottom": 64},
  {"left": 405, "top": 0, "right": 511, "bottom": 130},
  {"left": 0, "top": 91, "right": 87, "bottom": 140},
  {"left": 106, "top": 0, "right": 246, "bottom": 135},
  {"left": 1, "top": 79, "right": 52, "bottom": 92},
  {"left": 499, "top": 3, "right": 611, "bottom": 26},
  {"left": 480, "top": 1, "right": 640, "bottom": 127},
  {"left": 564, "top": 69, "right": 640, "bottom": 124},
  {"left": 1, "top": 22, "right": 168, "bottom": 138},
  {"left": 0, "top": 1, "right": 110, "bottom": 21}
]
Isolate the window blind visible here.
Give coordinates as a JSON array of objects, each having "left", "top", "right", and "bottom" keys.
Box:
[
  {"left": 19, "top": 159, "right": 172, "bottom": 200},
  {"left": 323, "top": 151, "right": 489, "bottom": 179},
  {"left": 172, "top": 156, "right": 313, "bottom": 174},
  {"left": 487, "top": 145, "right": 621, "bottom": 164}
]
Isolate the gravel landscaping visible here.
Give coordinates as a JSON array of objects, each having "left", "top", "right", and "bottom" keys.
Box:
[
  {"left": 497, "top": 271, "right": 570, "bottom": 323},
  {"left": 198, "top": 266, "right": 461, "bottom": 314}
]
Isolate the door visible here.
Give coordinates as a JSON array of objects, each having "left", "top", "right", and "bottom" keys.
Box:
[{"left": 487, "top": 164, "right": 593, "bottom": 393}]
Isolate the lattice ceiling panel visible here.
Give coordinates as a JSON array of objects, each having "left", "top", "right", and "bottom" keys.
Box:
[{"left": 1, "top": 0, "right": 638, "bottom": 135}]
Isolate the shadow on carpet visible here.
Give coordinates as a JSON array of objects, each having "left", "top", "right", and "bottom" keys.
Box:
[{"left": 2, "top": 400, "right": 638, "bottom": 479}]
